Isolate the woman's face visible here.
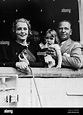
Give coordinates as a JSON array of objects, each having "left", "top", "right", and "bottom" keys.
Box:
[{"left": 16, "top": 22, "right": 29, "bottom": 41}]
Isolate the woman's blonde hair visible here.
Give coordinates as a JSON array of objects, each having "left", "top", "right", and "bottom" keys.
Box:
[{"left": 12, "top": 18, "right": 32, "bottom": 35}]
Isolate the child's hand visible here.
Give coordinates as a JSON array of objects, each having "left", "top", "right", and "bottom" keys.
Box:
[
  {"left": 44, "top": 55, "right": 53, "bottom": 63},
  {"left": 48, "top": 61, "right": 55, "bottom": 68},
  {"left": 55, "top": 65, "right": 61, "bottom": 68},
  {"left": 44, "top": 55, "right": 56, "bottom": 68}
]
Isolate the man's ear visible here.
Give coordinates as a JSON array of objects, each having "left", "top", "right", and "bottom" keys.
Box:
[{"left": 70, "top": 29, "right": 72, "bottom": 35}]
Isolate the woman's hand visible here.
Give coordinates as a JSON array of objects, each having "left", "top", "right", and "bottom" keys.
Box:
[{"left": 15, "top": 61, "right": 29, "bottom": 70}]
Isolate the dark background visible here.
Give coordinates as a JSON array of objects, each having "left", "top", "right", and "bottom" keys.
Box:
[{"left": 0, "top": 0, "right": 80, "bottom": 41}]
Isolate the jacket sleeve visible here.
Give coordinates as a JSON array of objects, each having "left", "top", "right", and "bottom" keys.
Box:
[
  {"left": 0, "top": 62, "right": 16, "bottom": 67},
  {"left": 29, "top": 61, "right": 45, "bottom": 67},
  {"left": 62, "top": 42, "right": 82, "bottom": 69}
]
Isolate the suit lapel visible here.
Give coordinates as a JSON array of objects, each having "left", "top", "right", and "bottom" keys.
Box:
[{"left": 61, "top": 38, "right": 72, "bottom": 54}]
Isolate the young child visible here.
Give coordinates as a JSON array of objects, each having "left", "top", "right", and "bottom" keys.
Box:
[{"left": 39, "top": 29, "right": 62, "bottom": 68}]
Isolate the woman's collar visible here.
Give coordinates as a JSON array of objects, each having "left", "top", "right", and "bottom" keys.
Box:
[{"left": 16, "top": 40, "right": 30, "bottom": 47}]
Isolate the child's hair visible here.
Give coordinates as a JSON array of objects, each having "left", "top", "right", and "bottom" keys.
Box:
[
  {"left": 45, "top": 29, "right": 59, "bottom": 44},
  {"left": 12, "top": 18, "right": 32, "bottom": 35}
]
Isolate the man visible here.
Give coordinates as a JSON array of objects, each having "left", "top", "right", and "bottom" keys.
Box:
[{"left": 57, "top": 20, "right": 82, "bottom": 70}]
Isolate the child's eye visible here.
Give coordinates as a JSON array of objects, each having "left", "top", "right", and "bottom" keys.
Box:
[
  {"left": 17, "top": 27, "right": 22, "bottom": 30},
  {"left": 45, "top": 37, "right": 54, "bottom": 40},
  {"left": 50, "top": 38, "right": 54, "bottom": 40},
  {"left": 45, "top": 37, "right": 49, "bottom": 39}
]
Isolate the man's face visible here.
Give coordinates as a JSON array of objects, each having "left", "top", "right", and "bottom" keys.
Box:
[
  {"left": 58, "top": 21, "right": 72, "bottom": 42},
  {"left": 16, "top": 22, "right": 29, "bottom": 41}
]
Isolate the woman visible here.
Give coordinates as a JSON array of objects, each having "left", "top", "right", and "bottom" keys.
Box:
[{"left": 4, "top": 18, "right": 44, "bottom": 71}]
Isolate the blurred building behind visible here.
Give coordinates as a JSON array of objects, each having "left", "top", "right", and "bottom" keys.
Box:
[{"left": 0, "top": 0, "right": 82, "bottom": 43}]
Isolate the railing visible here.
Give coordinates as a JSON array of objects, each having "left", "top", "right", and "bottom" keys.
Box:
[{"left": 0, "top": 67, "right": 83, "bottom": 107}]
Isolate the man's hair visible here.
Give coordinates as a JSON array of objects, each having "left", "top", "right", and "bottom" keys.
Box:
[
  {"left": 12, "top": 18, "right": 32, "bottom": 35},
  {"left": 58, "top": 20, "right": 72, "bottom": 29}
]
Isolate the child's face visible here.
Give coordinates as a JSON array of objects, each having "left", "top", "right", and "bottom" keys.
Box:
[
  {"left": 45, "top": 33, "right": 55, "bottom": 45},
  {"left": 16, "top": 22, "right": 29, "bottom": 41}
]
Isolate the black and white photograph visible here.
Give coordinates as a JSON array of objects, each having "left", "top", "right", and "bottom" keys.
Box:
[{"left": 0, "top": 0, "right": 83, "bottom": 113}]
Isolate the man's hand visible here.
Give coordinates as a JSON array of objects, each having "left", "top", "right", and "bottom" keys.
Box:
[{"left": 63, "top": 53, "right": 70, "bottom": 57}]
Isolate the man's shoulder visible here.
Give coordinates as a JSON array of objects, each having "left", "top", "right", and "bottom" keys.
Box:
[
  {"left": 65, "top": 39, "right": 82, "bottom": 50},
  {"left": 72, "top": 40, "right": 81, "bottom": 48}
]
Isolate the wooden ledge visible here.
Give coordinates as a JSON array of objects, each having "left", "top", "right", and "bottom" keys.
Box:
[
  {"left": 0, "top": 67, "right": 83, "bottom": 78},
  {"left": 31, "top": 68, "right": 83, "bottom": 78}
]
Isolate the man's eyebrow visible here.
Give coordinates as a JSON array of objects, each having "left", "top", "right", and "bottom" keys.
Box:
[{"left": 58, "top": 27, "right": 69, "bottom": 29}]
